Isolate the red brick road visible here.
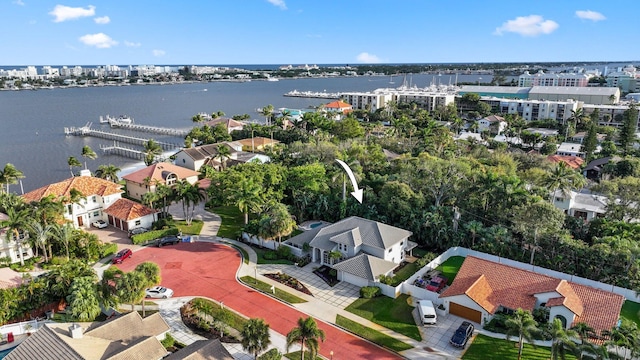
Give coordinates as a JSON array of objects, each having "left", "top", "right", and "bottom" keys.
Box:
[{"left": 117, "top": 242, "right": 402, "bottom": 360}]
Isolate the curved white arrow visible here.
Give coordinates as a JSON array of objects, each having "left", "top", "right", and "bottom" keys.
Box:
[{"left": 335, "top": 159, "right": 363, "bottom": 203}]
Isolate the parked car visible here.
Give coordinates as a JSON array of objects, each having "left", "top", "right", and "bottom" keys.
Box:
[
  {"left": 145, "top": 286, "right": 174, "bottom": 299},
  {"left": 449, "top": 321, "right": 474, "bottom": 348},
  {"left": 156, "top": 235, "right": 180, "bottom": 247},
  {"left": 426, "top": 275, "right": 448, "bottom": 292},
  {"left": 112, "top": 248, "right": 133, "bottom": 264},
  {"left": 128, "top": 227, "right": 149, "bottom": 238},
  {"left": 92, "top": 220, "right": 108, "bottom": 229}
]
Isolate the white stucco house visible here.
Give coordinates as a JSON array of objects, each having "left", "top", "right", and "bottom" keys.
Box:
[
  {"left": 552, "top": 190, "right": 607, "bottom": 222},
  {"left": 285, "top": 216, "right": 416, "bottom": 287},
  {"left": 0, "top": 212, "right": 34, "bottom": 264},
  {"left": 477, "top": 115, "right": 507, "bottom": 135},
  {"left": 122, "top": 162, "right": 200, "bottom": 201},
  {"left": 174, "top": 141, "right": 270, "bottom": 172}
]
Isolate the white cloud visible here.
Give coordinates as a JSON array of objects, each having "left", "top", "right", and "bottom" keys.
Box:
[
  {"left": 124, "top": 40, "right": 141, "bottom": 48},
  {"left": 79, "top": 33, "right": 117, "bottom": 48},
  {"left": 267, "top": 0, "right": 286, "bottom": 10},
  {"left": 576, "top": 10, "right": 606, "bottom": 22},
  {"left": 152, "top": 49, "right": 166, "bottom": 57},
  {"left": 494, "top": 15, "right": 559, "bottom": 37},
  {"left": 13, "top": 0, "right": 25, "bottom": 6},
  {"left": 50, "top": 5, "right": 96, "bottom": 22},
  {"left": 94, "top": 16, "right": 110, "bottom": 24},
  {"left": 356, "top": 52, "right": 382, "bottom": 64}
]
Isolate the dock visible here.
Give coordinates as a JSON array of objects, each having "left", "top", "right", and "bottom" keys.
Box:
[
  {"left": 109, "top": 122, "right": 190, "bottom": 136},
  {"left": 64, "top": 124, "right": 182, "bottom": 150},
  {"left": 100, "top": 142, "right": 168, "bottom": 162},
  {"left": 284, "top": 90, "right": 341, "bottom": 99}
]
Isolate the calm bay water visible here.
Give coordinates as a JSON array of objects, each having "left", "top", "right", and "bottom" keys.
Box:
[{"left": 0, "top": 74, "right": 489, "bottom": 193}]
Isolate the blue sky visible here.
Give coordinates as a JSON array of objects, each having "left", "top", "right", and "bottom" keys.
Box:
[{"left": 0, "top": 0, "right": 635, "bottom": 66}]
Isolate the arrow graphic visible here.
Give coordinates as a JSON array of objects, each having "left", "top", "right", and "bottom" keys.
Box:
[{"left": 335, "top": 159, "right": 363, "bottom": 203}]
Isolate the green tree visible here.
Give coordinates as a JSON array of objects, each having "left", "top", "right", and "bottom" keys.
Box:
[
  {"left": 505, "top": 308, "right": 539, "bottom": 360},
  {"left": 257, "top": 202, "right": 296, "bottom": 246},
  {"left": 582, "top": 122, "right": 599, "bottom": 161},
  {"left": 228, "top": 177, "right": 263, "bottom": 224},
  {"left": 116, "top": 270, "right": 147, "bottom": 312},
  {"left": 512, "top": 201, "right": 566, "bottom": 265},
  {"left": 241, "top": 318, "right": 271, "bottom": 358},
  {"left": 67, "top": 156, "right": 82, "bottom": 177},
  {"left": 81, "top": 145, "right": 97, "bottom": 170},
  {"left": 571, "top": 322, "right": 595, "bottom": 360},
  {"left": 0, "top": 207, "right": 30, "bottom": 266},
  {"left": 135, "top": 262, "right": 161, "bottom": 317},
  {"left": 464, "top": 220, "right": 484, "bottom": 248},
  {"left": 618, "top": 103, "right": 639, "bottom": 156},
  {"left": 261, "top": 105, "right": 274, "bottom": 125},
  {"left": 286, "top": 317, "right": 326, "bottom": 360},
  {"left": 66, "top": 276, "right": 101, "bottom": 321},
  {"left": 0, "top": 163, "right": 25, "bottom": 193},
  {"left": 541, "top": 162, "right": 587, "bottom": 202},
  {"left": 28, "top": 221, "right": 54, "bottom": 262},
  {"left": 175, "top": 181, "right": 205, "bottom": 225},
  {"left": 95, "top": 164, "right": 121, "bottom": 182},
  {"left": 53, "top": 223, "right": 75, "bottom": 260},
  {"left": 548, "top": 317, "right": 578, "bottom": 360},
  {"left": 594, "top": 176, "right": 640, "bottom": 222},
  {"left": 215, "top": 144, "right": 232, "bottom": 170},
  {"left": 143, "top": 139, "right": 163, "bottom": 166},
  {"left": 332, "top": 115, "right": 365, "bottom": 140}
]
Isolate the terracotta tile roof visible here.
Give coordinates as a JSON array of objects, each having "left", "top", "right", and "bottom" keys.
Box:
[
  {"left": 202, "top": 117, "right": 245, "bottom": 129},
  {"left": 547, "top": 155, "right": 585, "bottom": 169},
  {"left": 105, "top": 198, "right": 156, "bottom": 220},
  {"left": 236, "top": 137, "right": 280, "bottom": 148},
  {"left": 22, "top": 176, "right": 122, "bottom": 203},
  {"left": 324, "top": 100, "right": 353, "bottom": 114},
  {"left": 440, "top": 256, "right": 624, "bottom": 334},
  {"left": 482, "top": 115, "right": 505, "bottom": 123},
  {"left": 122, "top": 162, "right": 200, "bottom": 185}
]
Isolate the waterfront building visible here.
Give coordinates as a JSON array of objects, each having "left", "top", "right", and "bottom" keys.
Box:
[
  {"left": 482, "top": 97, "right": 580, "bottom": 123},
  {"left": 123, "top": 162, "right": 200, "bottom": 201},
  {"left": 556, "top": 142, "right": 586, "bottom": 159},
  {"left": 606, "top": 64, "right": 640, "bottom": 93},
  {"left": 342, "top": 84, "right": 456, "bottom": 112},
  {"left": 581, "top": 102, "right": 640, "bottom": 129},
  {"left": 458, "top": 85, "right": 619, "bottom": 105},
  {"left": 458, "top": 85, "right": 530, "bottom": 99},
  {"left": 174, "top": 141, "right": 270, "bottom": 172},
  {"left": 518, "top": 70, "right": 592, "bottom": 87},
  {"left": 340, "top": 91, "right": 393, "bottom": 112},
  {"left": 0, "top": 212, "right": 34, "bottom": 264}
]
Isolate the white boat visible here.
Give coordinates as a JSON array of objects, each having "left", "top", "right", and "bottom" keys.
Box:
[
  {"left": 266, "top": 77, "right": 279, "bottom": 82},
  {"left": 100, "top": 114, "right": 134, "bottom": 126}
]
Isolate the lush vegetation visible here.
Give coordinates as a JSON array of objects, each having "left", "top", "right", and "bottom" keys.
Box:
[
  {"left": 344, "top": 294, "right": 420, "bottom": 341},
  {"left": 463, "top": 334, "right": 578, "bottom": 360},
  {"left": 175, "top": 219, "right": 204, "bottom": 235},
  {"left": 335, "top": 314, "right": 413, "bottom": 352},
  {"left": 621, "top": 300, "right": 640, "bottom": 328},
  {"left": 211, "top": 205, "right": 245, "bottom": 239},
  {"left": 239, "top": 276, "right": 307, "bottom": 304}
]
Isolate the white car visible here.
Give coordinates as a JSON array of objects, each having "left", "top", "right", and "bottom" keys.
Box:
[
  {"left": 92, "top": 220, "right": 108, "bottom": 229},
  {"left": 145, "top": 286, "right": 174, "bottom": 299}
]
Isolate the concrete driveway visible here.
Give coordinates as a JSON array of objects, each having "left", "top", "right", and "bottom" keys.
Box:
[{"left": 85, "top": 226, "right": 145, "bottom": 252}]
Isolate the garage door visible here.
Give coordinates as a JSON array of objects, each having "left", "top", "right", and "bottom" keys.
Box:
[
  {"left": 449, "top": 302, "right": 482, "bottom": 323},
  {"left": 341, "top": 272, "right": 369, "bottom": 288}
]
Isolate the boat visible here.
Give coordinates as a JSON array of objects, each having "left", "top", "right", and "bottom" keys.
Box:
[
  {"left": 389, "top": 76, "right": 395, "bottom": 84},
  {"left": 100, "top": 115, "right": 134, "bottom": 126},
  {"left": 266, "top": 77, "right": 279, "bottom": 82}
]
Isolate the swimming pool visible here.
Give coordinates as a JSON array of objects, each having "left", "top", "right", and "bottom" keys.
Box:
[{"left": 309, "top": 222, "right": 323, "bottom": 229}]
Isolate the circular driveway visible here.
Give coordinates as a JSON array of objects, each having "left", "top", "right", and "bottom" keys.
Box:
[{"left": 116, "top": 242, "right": 401, "bottom": 360}]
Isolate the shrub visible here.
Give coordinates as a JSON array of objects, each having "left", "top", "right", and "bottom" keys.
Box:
[
  {"left": 0, "top": 256, "right": 11, "bottom": 267},
  {"left": 360, "top": 286, "right": 381, "bottom": 299},
  {"left": 161, "top": 333, "right": 175, "bottom": 348},
  {"left": 131, "top": 228, "right": 179, "bottom": 245},
  {"left": 258, "top": 348, "right": 283, "bottom": 360},
  {"left": 276, "top": 245, "right": 291, "bottom": 259},
  {"left": 415, "top": 252, "right": 437, "bottom": 268},
  {"left": 100, "top": 243, "right": 118, "bottom": 258},
  {"left": 263, "top": 251, "right": 279, "bottom": 260},
  {"left": 483, "top": 313, "right": 509, "bottom": 333},
  {"left": 329, "top": 269, "right": 337, "bottom": 277},
  {"left": 152, "top": 217, "right": 175, "bottom": 230},
  {"left": 378, "top": 274, "right": 396, "bottom": 285}
]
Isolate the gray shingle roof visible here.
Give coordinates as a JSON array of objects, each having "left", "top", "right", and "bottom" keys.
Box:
[
  {"left": 330, "top": 227, "right": 362, "bottom": 247},
  {"left": 332, "top": 253, "right": 398, "bottom": 281},
  {"left": 164, "top": 339, "right": 234, "bottom": 360},
  {"left": 5, "top": 325, "right": 84, "bottom": 360},
  {"left": 85, "top": 312, "right": 169, "bottom": 343}
]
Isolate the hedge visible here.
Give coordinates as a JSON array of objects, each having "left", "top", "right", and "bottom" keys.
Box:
[{"left": 131, "top": 228, "right": 179, "bottom": 245}]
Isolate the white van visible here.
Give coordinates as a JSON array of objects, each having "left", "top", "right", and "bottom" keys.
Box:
[{"left": 417, "top": 300, "right": 437, "bottom": 325}]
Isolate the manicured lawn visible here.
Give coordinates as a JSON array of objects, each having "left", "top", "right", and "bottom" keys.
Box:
[
  {"left": 335, "top": 314, "right": 413, "bottom": 352},
  {"left": 283, "top": 351, "right": 322, "bottom": 360},
  {"left": 211, "top": 206, "right": 244, "bottom": 239},
  {"left": 391, "top": 262, "right": 419, "bottom": 286},
  {"left": 253, "top": 245, "right": 295, "bottom": 265},
  {"left": 175, "top": 219, "right": 203, "bottom": 235},
  {"left": 435, "top": 256, "right": 465, "bottom": 285},
  {"left": 463, "top": 334, "right": 577, "bottom": 360},
  {"left": 621, "top": 300, "right": 640, "bottom": 327},
  {"left": 344, "top": 294, "right": 421, "bottom": 341},
  {"left": 239, "top": 276, "right": 307, "bottom": 304}
]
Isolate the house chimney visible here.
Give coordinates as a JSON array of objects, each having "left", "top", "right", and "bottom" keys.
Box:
[
  {"left": 69, "top": 324, "right": 83, "bottom": 339},
  {"left": 79, "top": 169, "right": 91, "bottom": 177}
]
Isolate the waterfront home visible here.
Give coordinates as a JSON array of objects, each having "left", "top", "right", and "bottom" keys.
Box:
[
  {"left": 556, "top": 142, "right": 586, "bottom": 159},
  {"left": 6, "top": 311, "right": 170, "bottom": 360},
  {"left": 323, "top": 100, "right": 353, "bottom": 115},
  {"left": 235, "top": 136, "right": 280, "bottom": 152},
  {"left": 439, "top": 256, "right": 624, "bottom": 335},
  {"left": 477, "top": 115, "right": 507, "bottom": 135},
  {"left": 105, "top": 198, "right": 158, "bottom": 232},
  {"left": 202, "top": 117, "right": 245, "bottom": 134},
  {"left": 174, "top": 141, "right": 271, "bottom": 172},
  {"left": 123, "top": 162, "right": 200, "bottom": 201},
  {"left": 0, "top": 212, "right": 34, "bottom": 265},
  {"left": 285, "top": 216, "right": 416, "bottom": 287}
]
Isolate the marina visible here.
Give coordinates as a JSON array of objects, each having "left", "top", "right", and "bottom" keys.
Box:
[{"left": 284, "top": 89, "right": 341, "bottom": 99}]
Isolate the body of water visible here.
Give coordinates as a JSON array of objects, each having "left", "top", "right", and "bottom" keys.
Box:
[{"left": 0, "top": 73, "right": 489, "bottom": 193}]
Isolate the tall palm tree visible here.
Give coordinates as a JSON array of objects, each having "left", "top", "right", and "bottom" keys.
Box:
[
  {"left": 81, "top": 145, "right": 97, "bottom": 170},
  {"left": 228, "top": 177, "right": 263, "bottom": 224},
  {"left": 241, "top": 318, "right": 271, "bottom": 358},
  {"left": 53, "top": 223, "right": 75, "bottom": 260},
  {"left": 548, "top": 317, "right": 578, "bottom": 360},
  {"left": 155, "top": 183, "right": 174, "bottom": 216},
  {"left": 0, "top": 207, "right": 30, "bottom": 266},
  {"left": 143, "top": 139, "right": 163, "bottom": 166},
  {"left": 215, "top": 144, "right": 232, "bottom": 170},
  {"left": 505, "top": 308, "right": 539, "bottom": 360},
  {"left": 261, "top": 104, "right": 274, "bottom": 126},
  {"left": 175, "top": 180, "right": 205, "bottom": 225},
  {"left": 95, "top": 164, "right": 121, "bottom": 182},
  {"left": 464, "top": 220, "right": 484, "bottom": 248},
  {"left": 135, "top": 262, "right": 161, "bottom": 317},
  {"left": 67, "top": 156, "right": 82, "bottom": 177},
  {"left": 541, "top": 162, "right": 587, "bottom": 202},
  {"left": 67, "top": 276, "right": 101, "bottom": 321},
  {"left": 28, "top": 220, "right": 54, "bottom": 262},
  {"left": 0, "top": 163, "right": 25, "bottom": 193},
  {"left": 571, "top": 322, "right": 596, "bottom": 360},
  {"left": 286, "top": 317, "right": 326, "bottom": 360}
]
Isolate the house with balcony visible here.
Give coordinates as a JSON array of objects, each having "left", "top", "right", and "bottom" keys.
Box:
[
  {"left": 123, "top": 162, "right": 200, "bottom": 201},
  {"left": 0, "top": 212, "right": 34, "bottom": 265},
  {"left": 285, "top": 216, "right": 416, "bottom": 287}
]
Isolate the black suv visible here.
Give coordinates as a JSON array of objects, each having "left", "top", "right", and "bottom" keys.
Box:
[
  {"left": 156, "top": 235, "right": 180, "bottom": 247},
  {"left": 128, "top": 227, "right": 148, "bottom": 238},
  {"left": 449, "top": 321, "right": 474, "bottom": 348}
]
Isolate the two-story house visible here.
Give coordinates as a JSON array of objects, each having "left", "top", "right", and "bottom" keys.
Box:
[
  {"left": 174, "top": 142, "right": 270, "bottom": 172},
  {"left": 122, "top": 162, "right": 200, "bottom": 201},
  {"left": 0, "top": 212, "right": 34, "bottom": 264}
]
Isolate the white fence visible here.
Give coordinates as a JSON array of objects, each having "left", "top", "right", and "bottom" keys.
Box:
[
  {"left": 0, "top": 319, "right": 48, "bottom": 336},
  {"left": 241, "top": 232, "right": 306, "bottom": 257}
]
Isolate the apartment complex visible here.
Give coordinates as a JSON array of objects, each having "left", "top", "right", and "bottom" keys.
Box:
[
  {"left": 518, "top": 71, "right": 591, "bottom": 87},
  {"left": 342, "top": 85, "right": 456, "bottom": 112}
]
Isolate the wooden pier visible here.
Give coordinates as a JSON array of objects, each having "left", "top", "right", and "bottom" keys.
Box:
[
  {"left": 65, "top": 125, "right": 181, "bottom": 150},
  {"left": 100, "top": 142, "right": 167, "bottom": 162},
  {"left": 109, "top": 122, "right": 190, "bottom": 136}
]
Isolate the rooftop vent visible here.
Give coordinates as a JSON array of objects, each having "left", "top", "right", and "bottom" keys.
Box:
[{"left": 69, "top": 323, "right": 83, "bottom": 339}]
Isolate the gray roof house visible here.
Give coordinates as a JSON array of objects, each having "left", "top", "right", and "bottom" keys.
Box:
[
  {"left": 286, "top": 216, "right": 415, "bottom": 287},
  {"left": 164, "top": 339, "right": 234, "bottom": 360}
]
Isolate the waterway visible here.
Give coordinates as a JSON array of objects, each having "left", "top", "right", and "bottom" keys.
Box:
[{"left": 0, "top": 73, "right": 491, "bottom": 193}]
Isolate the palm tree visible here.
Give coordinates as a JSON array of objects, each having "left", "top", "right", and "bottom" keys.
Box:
[
  {"left": 464, "top": 220, "right": 484, "bottom": 248},
  {"left": 95, "top": 164, "right": 121, "bottom": 182},
  {"left": 228, "top": 177, "right": 263, "bottom": 224},
  {"left": 241, "top": 318, "right": 271, "bottom": 358},
  {"left": 67, "top": 156, "right": 82, "bottom": 177},
  {"left": 155, "top": 183, "right": 174, "bottom": 216},
  {"left": 571, "top": 322, "right": 596, "bottom": 360},
  {"left": 175, "top": 180, "right": 205, "bottom": 225},
  {"left": 116, "top": 270, "right": 147, "bottom": 312},
  {"left": 0, "top": 163, "right": 25, "bottom": 193},
  {"left": 135, "top": 262, "right": 161, "bottom": 317},
  {"left": 0, "top": 207, "right": 30, "bottom": 266},
  {"left": 66, "top": 276, "right": 101, "bottom": 321},
  {"left": 53, "top": 223, "right": 75, "bottom": 260},
  {"left": 541, "top": 162, "right": 587, "bottom": 202},
  {"left": 143, "top": 139, "right": 163, "bottom": 166},
  {"left": 261, "top": 104, "right": 274, "bottom": 126},
  {"left": 548, "top": 317, "right": 578, "bottom": 360},
  {"left": 81, "top": 145, "right": 97, "bottom": 170},
  {"left": 28, "top": 220, "right": 54, "bottom": 262},
  {"left": 258, "top": 202, "right": 296, "bottom": 247},
  {"left": 215, "top": 144, "right": 232, "bottom": 170},
  {"left": 286, "top": 317, "right": 326, "bottom": 360},
  {"left": 505, "top": 308, "right": 539, "bottom": 360}
]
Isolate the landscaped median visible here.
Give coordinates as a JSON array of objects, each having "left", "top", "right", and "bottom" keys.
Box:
[{"left": 239, "top": 276, "right": 307, "bottom": 304}]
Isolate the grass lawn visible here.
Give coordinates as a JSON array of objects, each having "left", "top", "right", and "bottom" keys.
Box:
[
  {"left": 283, "top": 351, "right": 323, "bottom": 360},
  {"left": 240, "top": 276, "right": 307, "bottom": 304},
  {"left": 463, "top": 334, "right": 577, "bottom": 360},
  {"left": 344, "top": 294, "right": 421, "bottom": 341},
  {"left": 621, "top": 300, "right": 640, "bottom": 327},
  {"left": 175, "top": 219, "right": 203, "bottom": 235},
  {"left": 335, "top": 314, "right": 413, "bottom": 352},
  {"left": 435, "top": 256, "right": 465, "bottom": 285},
  {"left": 391, "top": 262, "right": 419, "bottom": 286},
  {"left": 253, "top": 245, "right": 295, "bottom": 265},
  {"left": 211, "top": 206, "right": 244, "bottom": 239}
]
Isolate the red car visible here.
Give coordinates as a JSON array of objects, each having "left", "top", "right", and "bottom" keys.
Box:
[
  {"left": 426, "top": 275, "right": 448, "bottom": 292},
  {"left": 112, "top": 248, "right": 132, "bottom": 264}
]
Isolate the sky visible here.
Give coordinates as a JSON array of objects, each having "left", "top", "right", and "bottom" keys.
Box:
[{"left": 0, "top": 0, "right": 636, "bottom": 66}]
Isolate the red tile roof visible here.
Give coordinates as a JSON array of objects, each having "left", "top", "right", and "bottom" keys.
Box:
[
  {"left": 324, "top": 100, "right": 353, "bottom": 114},
  {"left": 22, "top": 176, "right": 122, "bottom": 203},
  {"left": 547, "top": 155, "right": 584, "bottom": 169},
  {"left": 122, "top": 163, "right": 200, "bottom": 185},
  {"left": 440, "top": 256, "right": 624, "bottom": 334},
  {"left": 105, "top": 198, "right": 156, "bottom": 221}
]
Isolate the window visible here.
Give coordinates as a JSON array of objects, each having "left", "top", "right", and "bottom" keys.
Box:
[
  {"left": 388, "top": 248, "right": 392, "bottom": 253},
  {"left": 67, "top": 204, "right": 73, "bottom": 214},
  {"left": 92, "top": 196, "right": 97, "bottom": 203},
  {"left": 135, "top": 220, "right": 141, "bottom": 226},
  {"left": 182, "top": 158, "right": 186, "bottom": 163},
  {"left": 93, "top": 211, "right": 100, "bottom": 217}
]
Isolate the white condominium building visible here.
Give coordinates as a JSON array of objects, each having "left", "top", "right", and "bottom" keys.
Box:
[
  {"left": 518, "top": 71, "right": 592, "bottom": 87},
  {"left": 482, "top": 97, "right": 580, "bottom": 123},
  {"left": 342, "top": 85, "right": 456, "bottom": 112}
]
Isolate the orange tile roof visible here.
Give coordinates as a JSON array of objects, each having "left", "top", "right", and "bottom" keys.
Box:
[
  {"left": 325, "top": 100, "right": 352, "bottom": 109},
  {"left": 22, "top": 176, "right": 122, "bottom": 203},
  {"left": 105, "top": 198, "right": 156, "bottom": 221},
  {"left": 122, "top": 163, "right": 200, "bottom": 185},
  {"left": 440, "top": 256, "right": 624, "bottom": 334},
  {"left": 236, "top": 137, "right": 280, "bottom": 148},
  {"left": 202, "top": 117, "right": 245, "bottom": 129},
  {"left": 547, "top": 155, "right": 585, "bottom": 169}
]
